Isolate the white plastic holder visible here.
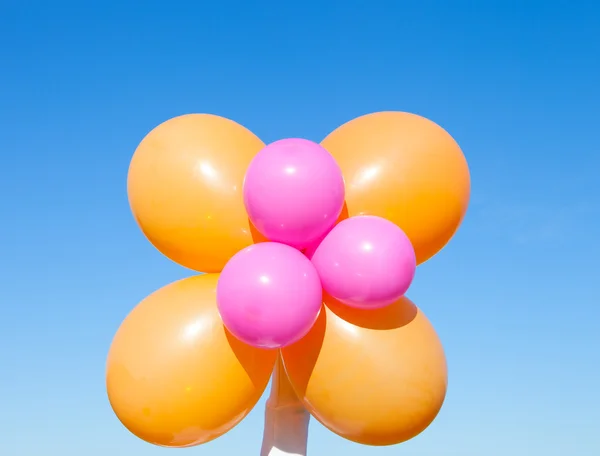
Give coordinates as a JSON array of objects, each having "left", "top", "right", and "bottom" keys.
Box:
[{"left": 260, "top": 355, "right": 310, "bottom": 456}]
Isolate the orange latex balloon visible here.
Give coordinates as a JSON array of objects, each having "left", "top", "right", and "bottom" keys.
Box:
[
  {"left": 281, "top": 295, "right": 447, "bottom": 446},
  {"left": 321, "top": 112, "right": 471, "bottom": 264},
  {"left": 127, "top": 114, "right": 266, "bottom": 273},
  {"left": 106, "top": 274, "right": 277, "bottom": 447}
]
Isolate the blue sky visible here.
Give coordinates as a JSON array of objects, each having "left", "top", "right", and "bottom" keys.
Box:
[{"left": 1, "top": 1, "right": 599, "bottom": 455}]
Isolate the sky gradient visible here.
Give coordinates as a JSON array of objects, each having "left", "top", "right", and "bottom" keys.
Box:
[{"left": 1, "top": 1, "right": 599, "bottom": 455}]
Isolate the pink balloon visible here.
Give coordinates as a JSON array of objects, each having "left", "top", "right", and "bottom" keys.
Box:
[
  {"left": 243, "top": 138, "right": 345, "bottom": 250},
  {"left": 217, "top": 242, "right": 323, "bottom": 349},
  {"left": 309, "top": 216, "right": 416, "bottom": 309}
]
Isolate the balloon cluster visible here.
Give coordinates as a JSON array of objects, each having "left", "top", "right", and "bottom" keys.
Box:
[
  {"left": 107, "top": 112, "right": 470, "bottom": 448},
  {"left": 218, "top": 137, "right": 417, "bottom": 350}
]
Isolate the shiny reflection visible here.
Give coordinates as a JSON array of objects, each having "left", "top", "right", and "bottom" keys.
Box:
[
  {"left": 181, "top": 315, "right": 213, "bottom": 343},
  {"left": 353, "top": 164, "right": 381, "bottom": 188},
  {"left": 192, "top": 160, "right": 236, "bottom": 196},
  {"left": 195, "top": 161, "right": 218, "bottom": 180},
  {"left": 337, "top": 319, "right": 359, "bottom": 338}
]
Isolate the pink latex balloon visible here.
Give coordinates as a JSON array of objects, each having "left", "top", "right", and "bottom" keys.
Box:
[
  {"left": 217, "top": 242, "right": 323, "bottom": 349},
  {"left": 243, "top": 138, "right": 345, "bottom": 250},
  {"left": 309, "top": 216, "right": 416, "bottom": 309}
]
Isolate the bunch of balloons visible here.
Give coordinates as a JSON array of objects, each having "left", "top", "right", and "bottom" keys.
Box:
[
  {"left": 217, "top": 137, "right": 417, "bottom": 350},
  {"left": 106, "top": 111, "right": 470, "bottom": 448}
]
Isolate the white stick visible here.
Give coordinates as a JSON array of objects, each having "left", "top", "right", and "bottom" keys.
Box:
[{"left": 260, "top": 355, "right": 310, "bottom": 456}]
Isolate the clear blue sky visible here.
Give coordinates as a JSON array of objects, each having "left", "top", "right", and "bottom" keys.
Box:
[{"left": 1, "top": 1, "right": 599, "bottom": 455}]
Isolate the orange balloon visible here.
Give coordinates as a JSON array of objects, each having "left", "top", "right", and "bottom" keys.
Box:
[
  {"left": 321, "top": 112, "right": 471, "bottom": 264},
  {"left": 106, "top": 274, "right": 277, "bottom": 447},
  {"left": 127, "top": 114, "right": 266, "bottom": 273},
  {"left": 281, "top": 295, "right": 447, "bottom": 446}
]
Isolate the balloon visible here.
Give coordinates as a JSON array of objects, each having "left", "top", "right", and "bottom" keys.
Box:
[
  {"left": 281, "top": 295, "right": 447, "bottom": 446},
  {"left": 309, "top": 215, "right": 416, "bottom": 309},
  {"left": 243, "top": 138, "right": 345, "bottom": 250},
  {"left": 106, "top": 274, "right": 277, "bottom": 447},
  {"left": 127, "top": 114, "right": 267, "bottom": 273},
  {"left": 321, "top": 111, "right": 470, "bottom": 265},
  {"left": 217, "top": 242, "right": 323, "bottom": 349}
]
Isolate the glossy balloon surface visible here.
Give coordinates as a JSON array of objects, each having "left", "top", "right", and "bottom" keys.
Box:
[
  {"left": 106, "top": 274, "right": 277, "bottom": 447},
  {"left": 217, "top": 242, "right": 322, "bottom": 349},
  {"left": 309, "top": 215, "right": 416, "bottom": 309},
  {"left": 321, "top": 111, "right": 470, "bottom": 264},
  {"left": 127, "top": 114, "right": 266, "bottom": 273},
  {"left": 243, "top": 138, "right": 345, "bottom": 249},
  {"left": 281, "top": 295, "right": 447, "bottom": 446}
]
